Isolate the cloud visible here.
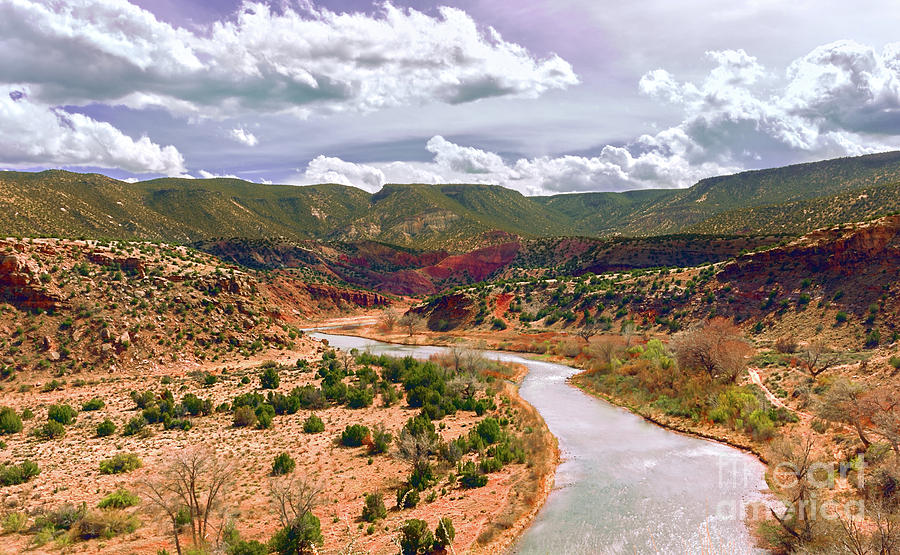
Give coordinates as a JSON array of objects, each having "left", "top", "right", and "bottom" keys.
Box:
[
  {"left": 0, "top": 85, "right": 185, "bottom": 175},
  {"left": 0, "top": 0, "right": 578, "bottom": 120},
  {"left": 229, "top": 127, "right": 258, "bottom": 147},
  {"left": 291, "top": 155, "right": 386, "bottom": 192},
  {"left": 425, "top": 135, "right": 507, "bottom": 174},
  {"left": 197, "top": 170, "right": 240, "bottom": 179}
]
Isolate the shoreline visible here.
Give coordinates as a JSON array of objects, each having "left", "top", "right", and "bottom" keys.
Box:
[
  {"left": 308, "top": 323, "right": 770, "bottom": 463},
  {"left": 308, "top": 323, "right": 774, "bottom": 551},
  {"left": 308, "top": 325, "right": 560, "bottom": 555}
]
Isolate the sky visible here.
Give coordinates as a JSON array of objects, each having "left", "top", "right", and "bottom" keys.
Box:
[{"left": 3, "top": 0, "right": 900, "bottom": 195}]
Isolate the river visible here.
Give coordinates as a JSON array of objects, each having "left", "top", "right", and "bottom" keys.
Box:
[{"left": 311, "top": 332, "right": 769, "bottom": 554}]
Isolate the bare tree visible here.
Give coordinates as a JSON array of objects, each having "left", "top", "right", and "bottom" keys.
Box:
[
  {"left": 395, "top": 427, "right": 437, "bottom": 469},
  {"left": 399, "top": 312, "right": 423, "bottom": 337},
  {"left": 870, "top": 386, "right": 900, "bottom": 456},
  {"left": 270, "top": 475, "right": 323, "bottom": 530},
  {"left": 799, "top": 340, "right": 840, "bottom": 378},
  {"left": 269, "top": 474, "right": 324, "bottom": 555},
  {"left": 670, "top": 317, "right": 751, "bottom": 382},
  {"left": 576, "top": 319, "right": 600, "bottom": 343},
  {"left": 818, "top": 378, "right": 874, "bottom": 449},
  {"left": 142, "top": 448, "right": 235, "bottom": 555},
  {"left": 381, "top": 307, "right": 398, "bottom": 331},
  {"left": 768, "top": 435, "right": 823, "bottom": 544},
  {"left": 621, "top": 320, "right": 635, "bottom": 348}
]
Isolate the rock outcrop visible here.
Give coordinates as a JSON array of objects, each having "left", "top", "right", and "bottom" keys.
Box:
[{"left": 0, "top": 254, "right": 66, "bottom": 311}]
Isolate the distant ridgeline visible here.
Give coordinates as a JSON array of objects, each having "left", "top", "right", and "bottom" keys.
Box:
[{"left": 3, "top": 150, "right": 900, "bottom": 249}]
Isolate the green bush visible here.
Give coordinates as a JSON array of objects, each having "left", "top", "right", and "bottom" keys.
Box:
[
  {"left": 302, "top": 414, "right": 324, "bottom": 433},
  {"left": 1, "top": 511, "right": 27, "bottom": 533},
  {"left": 835, "top": 311, "right": 848, "bottom": 324},
  {"left": 98, "top": 489, "right": 140, "bottom": 509},
  {"left": 230, "top": 540, "right": 269, "bottom": 555},
  {"left": 890, "top": 356, "right": 900, "bottom": 370},
  {"left": 255, "top": 404, "right": 275, "bottom": 429},
  {"left": 0, "top": 460, "right": 40, "bottom": 486},
  {"left": 0, "top": 406, "right": 23, "bottom": 434},
  {"left": 70, "top": 509, "right": 139, "bottom": 540},
  {"left": 260, "top": 366, "right": 280, "bottom": 389},
  {"left": 96, "top": 418, "right": 117, "bottom": 437},
  {"left": 346, "top": 386, "right": 374, "bottom": 409},
  {"left": 272, "top": 453, "right": 296, "bottom": 476},
  {"left": 33, "top": 420, "right": 66, "bottom": 440},
  {"left": 434, "top": 517, "right": 455, "bottom": 550},
  {"left": 268, "top": 511, "right": 322, "bottom": 555},
  {"left": 233, "top": 406, "right": 257, "bottom": 428},
  {"left": 81, "top": 398, "right": 105, "bottom": 411},
  {"left": 122, "top": 416, "right": 147, "bottom": 436},
  {"left": 99, "top": 453, "right": 142, "bottom": 475},
  {"left": 370, "top": 425, "right": 392, "bottom": 455},
  {"left": 474, "top": 417, "right": 502, "bottom": 444},
  {"left": 341, "top": 424, "right": 369, "bottom": 447},
  {"left": 399, "top": 519, "right": 433, "bottom": 555},
  {"left": 361, "top": 492, "right": 387, "bottom": 522},
  {"left": 396, "top": 485, "right": 420, "bottom": 509},
  {"left": 47, "top": 403, "right": 77, "bottom": 425}
]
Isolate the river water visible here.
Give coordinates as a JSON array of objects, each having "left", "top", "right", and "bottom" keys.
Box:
[{"left": 311, "top": 332, "right": 769, "bottom": 554}]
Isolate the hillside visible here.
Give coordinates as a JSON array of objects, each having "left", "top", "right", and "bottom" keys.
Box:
[{"left": 4, "top": 151, "right": 900, "bottom": 250}]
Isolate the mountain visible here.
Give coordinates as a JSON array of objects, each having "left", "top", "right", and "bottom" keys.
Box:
[
  {"left": 3, "top": 151, "right": 900, "bottom": 248},
  {"left": 534, "top": 150, "right": 900, "bottom": 236}
]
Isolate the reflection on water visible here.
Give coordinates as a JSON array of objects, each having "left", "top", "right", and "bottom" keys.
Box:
[{"left": 312, "top": 333, "right": 768, "bottom": 554}]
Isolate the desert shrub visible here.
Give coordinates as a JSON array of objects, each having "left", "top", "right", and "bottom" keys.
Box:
[
  {"left": 746, "top": 410, "right": 775, "bottom": 441},
  {"left": 268, "top": 392, "right": 301, "bottom": 415},
  {"left": 774, "top": 335, "right": 797, "bottom": 354},
  {"left": 434, "top": 517, "right": 455, "bottom": 550},
  {"left": 122, "top": 416, "right": 147, "bottom": 436},
  {"left": 181, "top": 393, "right": 211, "bottom": 416},
  {"left": 71, "top": 509, "right": 139, "bottom": 540},
  {"left": 865, "top": 329, "right": 881, "bottom": 348},
  {"left": 230, "top": 539, "right": 269, "bottom": 555},
  {"left": 35, "top": 502, "right": 85, "bottom": 531},
  {"left": 81, "top": 398, "right": 105, "bottom": 411},
  {"left": 361, "top": 492, "right": 387, "bottom": 522},
  {"left": 474, "top": 417, "right": 502, "bottom": 445},
  {"left": 370, "top": 425, "right": 392, "bottom": 455},
  {"left": 0, "top": 460, "right": 40, "bottom": 486},
  {"left": 302, "top": 414, "right": 324, "bottom": 433},
  {"left": 232, "top": 392, "right": 264, "bottom": 410},
  {"left": 835, "top": 311, "right": 849, "bottom": 323},
  {"left": 272, "top": 453, "right": 295, "bottom": 476},
  {"left": 260, "top": 366, "right": 280, "bottom": 389},
  {"left": 255, "top": 404, "right": 275, "bottom": 429},
  {"left": 0, "top": 407, "right": 22, "bottom": 434},
  {"left": 346, "top": 386, "right": 374, "bottom": 409},
  {"left": 293, "top": 385, "right": 327, "bottom": 410},
  {"left": 20, "top": 408, "right": 33, "bottom": 420},
  {"left": 33, "top": 420, "right": 66, "bottom": 440},
  {"left": 341, "top": 424, "right": 369, "bottom": 447},
  {"left": 130, "top": 390, "right": 155, "bottom": 409},
  {"left": 163, "top": 417, "right": 192, "bottom": 431},
  {"left": 96, "top": 418, "right": 117, "bottom": 437},
  {"left": 408, "top": 462, "right": 435, "bottom": 491},
  {"left": 47, "top": 403, "right": 77, "bottom": 425},
  {"left": 98, "top": 489, "right": 140, "bottom": 509},
  {"left": 458, "top": 461, "right": 487, "bottom": 489},
  {"left": 671, "top": 318, "right": 751, "bottom": 382},
  {"left": 491, "top": 317, "right": 507, "bottom": 330},
  {"left": 99, "top": 453, "right": 142, "bottom": 475},
  {"left": 269, "top": 511, "right": 322, "bottom": 555},
  {"left": 398, "top": 519, "right": 433, "bottom": 555},
  {"left": 396, "top": 485, "right": 420, "bottom": 508},
  {"left": 1, "top": 511, "right": 27, "bottom": 533},
  {"left": 233, "top": 406, "right": 257, "bottom": 428}
]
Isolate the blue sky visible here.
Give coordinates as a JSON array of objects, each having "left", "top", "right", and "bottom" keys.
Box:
[{"left": 3, "top": 0, "right": 900, "bottom": 194}]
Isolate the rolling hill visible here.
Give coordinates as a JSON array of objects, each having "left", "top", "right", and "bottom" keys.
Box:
[{"left": 3, "top": 151, "right": 900, "bottom": 249}]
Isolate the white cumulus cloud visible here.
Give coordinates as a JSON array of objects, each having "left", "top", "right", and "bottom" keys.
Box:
[
  {"left": 0, "top": 0, "right": 578, "bottom": 120},
  {"left": 229, "top": 127, "right": 258, "bottom": 147},
  {"left": 0, "top": 86, "right": 185, "bottom": 175}
]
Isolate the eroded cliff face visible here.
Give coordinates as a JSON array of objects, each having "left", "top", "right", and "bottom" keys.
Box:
[
  {"left": 0, "top": 254, "right": 66, "bottom": 311},
  {"left": 721, "top": 214, "right": 900, "bottom": 280},
  {"left": 410, "top": 292, "right": 476, "bottom": 331}
]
